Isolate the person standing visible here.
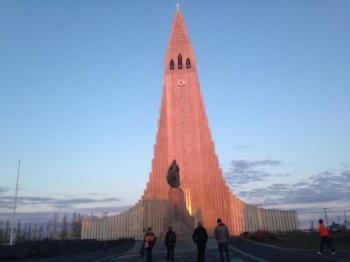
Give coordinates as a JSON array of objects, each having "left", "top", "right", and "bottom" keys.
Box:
[
  {"left": 214, "top": 218, "right": 230, "bottom": 262},
  {"left": 144, "top": 227, "right": 157, "bottom": 261},
  {"left": 192, "top": 221, "right": 208, "bottom": 262},
  {"left": 317, "top": 219, "right": 336, "bottom": 256},
  {"left": 165, "top": 226, "right": 177, "bottom": 261}
]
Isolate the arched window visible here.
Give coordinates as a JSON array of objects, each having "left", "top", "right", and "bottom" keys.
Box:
[
  {"left": 186, "top": 58, "right": 191, "bottom": 69},
  {"left": 170, "top": 59, "right": 175, "bottom": 70},
  {"left": 178, "top": 54, "right": 182, "bottom": 69}
]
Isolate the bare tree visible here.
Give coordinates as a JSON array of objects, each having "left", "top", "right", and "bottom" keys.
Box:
[
  {"left": 33, "top": 224, "right": 38, "bottom": 241},
  {"left": 52, "top": 213, "right": 58, "bottom": 239},
  {"left": 22, "top": 223, "right": 27, "bottom": 241},
  {"left": 38, "top": 224, "right": 44, "bottom": 240},
  {"left": 71, "top": 212, "right": 82, "bottom": 240},
  {"left": 46, "top": 221, "right": 52, "bottom": 239},
  {"left": 60, "top": 214, "right": 69, "bottom": 240},
  {"left": 4, "top": 220, "right": 10, "bottom": 243},
  {"left": 16, "top": 220, "right": 22, "bottom": 242},
  {"left": 27, "top": 222, "right": 32, "bottom": 240},
  {"left": 0, "top": 220, "right": 4, "bottom": 243}
]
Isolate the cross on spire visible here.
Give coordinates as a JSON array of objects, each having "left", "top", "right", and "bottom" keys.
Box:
[{"left": 176, "top": 1, "right": 180, "bottom": 11}]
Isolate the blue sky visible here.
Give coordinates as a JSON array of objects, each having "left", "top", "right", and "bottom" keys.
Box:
[{"left": 1, "top": 1, "right": 349, "bottom": 226}]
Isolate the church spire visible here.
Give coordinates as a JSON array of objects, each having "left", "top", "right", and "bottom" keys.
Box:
[{"left": 165, "top": 8, "right": 196, "bottom": 71}]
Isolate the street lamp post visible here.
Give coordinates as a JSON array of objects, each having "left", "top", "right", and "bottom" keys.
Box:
[{"left": 323, "top": 208, "right": 329, "bottom": 227}]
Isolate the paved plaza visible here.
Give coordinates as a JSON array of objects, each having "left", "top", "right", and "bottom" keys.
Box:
[
  {"left": 108, "top": 238, "right": 249, "bottom": 262},
  {"left": 23, "top": 237, "right": 350, "bottom": 262}
]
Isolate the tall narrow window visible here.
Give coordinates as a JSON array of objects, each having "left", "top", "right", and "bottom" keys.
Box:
[
  {"left": 186, "top": 58, "right": 191, "bottom": 69},
  {"left": 178, "top": 54, "right": 182, "bottom": 69},
  {"left": 170, "top": 59, "right": 175, "bottom": 70}
]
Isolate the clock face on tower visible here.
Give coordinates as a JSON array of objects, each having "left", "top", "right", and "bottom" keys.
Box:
[{"left": 177, "top": 79, "right": 186, "bottom": 87}]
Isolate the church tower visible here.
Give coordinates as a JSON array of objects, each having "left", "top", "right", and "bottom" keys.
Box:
[
  {"left": 143, "top": 8, "right": 245, "bottom": 234},
  {"left": 81, "top": 8, "right": 298, "bottom": 240}
]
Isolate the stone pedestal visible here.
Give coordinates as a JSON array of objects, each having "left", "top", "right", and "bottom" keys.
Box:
[
  {"left": 168, "top": 188, "right": 186, "bottom": 221},
  {"left": 166, "top": 187, "right": 194, "bottom": 239}
]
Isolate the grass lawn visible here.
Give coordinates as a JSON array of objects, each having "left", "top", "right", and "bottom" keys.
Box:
[{"left": 263, "top": 231, "right": 350, "bottom": 251}]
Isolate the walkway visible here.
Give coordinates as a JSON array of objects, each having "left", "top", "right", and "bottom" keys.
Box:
[{"left": 104, "top": 238, "right": 252, "bottom": 262}]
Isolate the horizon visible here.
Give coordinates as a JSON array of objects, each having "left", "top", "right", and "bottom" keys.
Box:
[{"left": 1, "top": 1, "right": 349, "bottom": 229}]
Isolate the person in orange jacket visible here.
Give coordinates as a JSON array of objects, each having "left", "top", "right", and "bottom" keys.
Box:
[
  {"left": 317, "top": 219, "right": 336, "bottom": 255},
  {"left": 144, "top": 227, "right": 157, "bottom": 261}
]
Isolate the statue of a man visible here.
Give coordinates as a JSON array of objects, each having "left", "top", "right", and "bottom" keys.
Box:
[{"left": 167, "top": 160, "right": 180, "bottom": 188}]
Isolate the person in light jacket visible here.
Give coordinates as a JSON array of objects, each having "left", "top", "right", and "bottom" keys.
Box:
[{"left": 214, "top": 218, "right": 230, "bottom": 262}]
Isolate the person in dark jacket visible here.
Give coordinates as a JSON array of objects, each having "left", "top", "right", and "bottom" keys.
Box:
[
  {"left": 144, "top": 227, "right": 157, "bottom": 262},
  {"left": 192, "top": 221, "right": 208, "bottom": 262},
  {"left": 164, "top": 226, "right": 177, "bottom": 261},
  {"left": 214, "top": 218, "right": 230, "bottom": 262}
]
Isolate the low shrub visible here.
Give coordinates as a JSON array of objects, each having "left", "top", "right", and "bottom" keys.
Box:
[
  {"left": 0, "top": 238, "right": 134, "bottom": 259},
  {"left": 249, "top": 230, "right": 276, "bottom": 242}
]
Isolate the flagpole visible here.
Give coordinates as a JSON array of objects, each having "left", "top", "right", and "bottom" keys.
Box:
[{"left": 10, "top": 159, "right": 21, "bottom": 245}]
